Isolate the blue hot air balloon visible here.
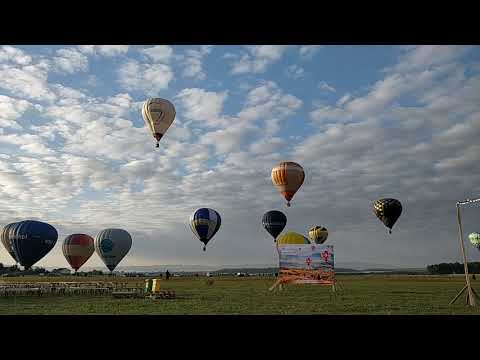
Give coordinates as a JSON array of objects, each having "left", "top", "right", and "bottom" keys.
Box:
[
  {"left": 262, "top": 210, "right": 287, "bottom": 242},
  {"left": 8, "top": 220, "right": 58, "bottom": 269},
  {"left": 189, "top": 208, "right": 221, "bottom": 251}
]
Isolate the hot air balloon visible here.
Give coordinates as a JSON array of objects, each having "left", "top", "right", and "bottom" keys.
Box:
[
  {"left": 6, "top": 220, "right": 58, "bottom": 269},
  {"left": 62, "top": 234, "right": 95, "bottom": 272},
  {"left": 276, "top": 231, "right": 310, "bottom": 246},
  {"left": 308, "top": 226, "right": 329, "bottom": 244},
  {"left": 94, "top": 229, "right": 132, "bottom": 272},
  {"left": 142, "top": 98, "right": 176, "bottom": 148},
  {"left": 469, "top": 232, "right": 480, "bottom": 250},
  {"left": 373, "top": 198, "right": 403, "bottom": 234},
  {"left": 1, "top": 222, "right": 19, "bottom": 263},
  {"left": 189, "top": 208, "right": 221, "bottom": 251},
  {"left": 262, "top": 210, "right": 287, "bottom": 242},
  {"left": 271, "top": 161, "right": 305, "bottom": 207}
]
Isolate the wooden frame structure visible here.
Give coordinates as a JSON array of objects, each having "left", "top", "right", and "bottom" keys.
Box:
[
  {"left": 449, "top": 197, "right": 480, "bottom": 306},
  {"left": 269, "top": 268, "right": 343, "bottom": 298}
]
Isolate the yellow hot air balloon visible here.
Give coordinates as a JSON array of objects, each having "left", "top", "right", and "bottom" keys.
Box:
[
  {"left": 277, "top": 231, "right": 310, "bottom": 246},
  {"left": 308, "top": 226, "right": 328, "bottom": 244},
  {"left": 142, "top": 98, "right": 176, "bottom": 148},
  {"left": 271, "top": 161, "right": 305, "bottom": 207}
]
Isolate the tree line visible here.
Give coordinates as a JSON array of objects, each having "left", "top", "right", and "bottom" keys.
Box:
[
  {"left": 0, "top": 263, "right": 108, "bottom": 277},
  {"left": 427, "top": 262, "right": 480, "bottom": 274}
]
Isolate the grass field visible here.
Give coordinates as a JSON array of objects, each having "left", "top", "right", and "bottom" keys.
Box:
[{"left": 1, "top": 275, "right": 480, "bottom": 315}]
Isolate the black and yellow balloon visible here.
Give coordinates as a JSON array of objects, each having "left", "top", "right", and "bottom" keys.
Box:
[
  {"left": 308, "top": 226, "right": 328, "bottom": 244},
  {"left": 372, "top": 198, "right": 403, "bottom": 234}
]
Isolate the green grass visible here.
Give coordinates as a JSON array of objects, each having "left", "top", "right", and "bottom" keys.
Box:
[{"left": 1, "top": 275, "right": 480, "bottom": 315}]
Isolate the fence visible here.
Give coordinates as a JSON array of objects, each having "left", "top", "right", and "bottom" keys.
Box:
[{"left": 0, "top": 281, "right": 141, "bottom": 298}]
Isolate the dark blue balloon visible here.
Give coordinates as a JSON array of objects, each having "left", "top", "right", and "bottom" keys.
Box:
[
  {"left": 262, "top": 210, "right": 287, "bottom": 241},
  {"left": 8, "top": 220, "right": 58, "bottom": 269}
]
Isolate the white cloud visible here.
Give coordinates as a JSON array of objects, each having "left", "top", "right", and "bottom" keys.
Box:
[
  {"left": 239, "top": 81, "right": 302, "bottom": 121},
  {"left": 0, "top": 46, "right": 32, "bottom": 65},
  {"left": 117, "top": 60, "right": 174, "bottom": 94},
  {"left": 1, "top": 45, "right": 479, "bottom": 269},
  {"left": 0, "top": 95, "right": 32, "bottom": 129},
  {"left": 180, "top": 45, "right": 213, "bottom": 80},
  {"left": 0, "top": 60, "right": 56, "bottom": 102},
  {"left": 53, "top": 48, "right": 89, "bottom": 74},
  {"left": 78, "top": 45, "right": 129, "bottom": 57},
  {"left": 318, "top": 81, "right": 336, "bottom": 93},
  {"left": 285, "top": 64, "right": 305, "bottom": 79},
  {"left": 390, "top": 45, "right": 473, "bottom": 73},
  {"left": 336, "top": 93, "right": 351, "bottom": 107},
  {"left": 176, "top": 88, "right": 228, "bottom": 125},
  {"left": 141, "top": 45, "right": 173, "bottom": 63},
  {"left": 229, "top": 45, "right": 290, "bottom": 74},
  {"left": 299, "top": 45, "right": 323, "bottom": 59}
]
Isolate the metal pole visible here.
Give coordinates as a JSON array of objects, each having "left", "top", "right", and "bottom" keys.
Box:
[{"left": 456, "top": 203, "right": 476, "bottom": 306}]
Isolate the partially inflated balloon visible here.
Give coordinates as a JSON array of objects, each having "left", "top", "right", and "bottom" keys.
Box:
[
  {"left": 63, "top": 234, "right": 94, "bottom": 272},
  {"left": 373, "top": 198, "right": 403, "bottom": 234},
  {"left": 262, "top": 210, "right": 287, "bottom": 241},
  {"left": 469, "top": 232, "right": 480, "bottom": 250},
  {"left": 271, "top": 161, "right": 305, "bottom": 207},
  {"left": 189, "top": 208, "right": 221, "bottom": 251},
  {"left": 308, "top": 226, "right": 329, "bottom": 244},
  {"left": 7, "top": 220, "right": 58, "bottom": 269},
  {"left": 142, "top": 98, "right": 176, "bottom": 148},
  {"left": 95, "top": 229, "right": 132, "bottom": 272},
  {"left": 1, "top": 222, "right": 19, "bottom": 263},
  {"left": 276, "top": 231, "right": 310, "bottom": 246}
]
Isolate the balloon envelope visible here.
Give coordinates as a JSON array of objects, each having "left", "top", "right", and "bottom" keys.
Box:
[
  {"left": 271, "top": 161, "right": 305, "bottom": 207},
  {"left": 1, "top": 222, "right": 19, "bottom": 263},
  {"left": 189, "top": 208, "right": 221, "bottom": 251},
  {"left": 372, "top": 198, "right": 403, "bottom": 233},
  {"left": 276, "top": 231, "right": 310, "bottom": 246},
  {"left": 308, "top": 226, "right": 329, "bottom": 244},
  {"left": 469, "top": 232, "right": 480, "bottom": 249},
  {"left": 63, "top": 234, "right": 94, "bottom": 271},
  {"left": 7, "top": 220, "right": 58, "bottom": 269},
  {"left": 94, "top": 229, "right": 132, "bottom": 272},
  {"left": 142, "top": 98, "right": 176, "bottom": 148},
  {"left": 262, "top": 210, "right": 287, "bottom": 241}
]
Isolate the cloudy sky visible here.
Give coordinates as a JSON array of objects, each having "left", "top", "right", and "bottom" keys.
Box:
[{"left": 0, "top": 45, "right": 479, "bottom": 269}]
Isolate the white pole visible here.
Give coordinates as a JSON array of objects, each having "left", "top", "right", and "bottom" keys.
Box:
[{"left": 456, "top": 199, "right": 477, "bottom": 306}]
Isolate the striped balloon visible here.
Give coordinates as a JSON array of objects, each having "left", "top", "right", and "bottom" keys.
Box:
[
  {"left": 271, "top": 161, "right": 305, "bottom": 207},
  {"left": 1, "top": 222, "right": 19, "bottom": 263},
  {"left": 189, "top": 208, "right": 221, "bottom": 251},
  {"left": 62, "top": 234, "right": 94, "bottom": 272}
]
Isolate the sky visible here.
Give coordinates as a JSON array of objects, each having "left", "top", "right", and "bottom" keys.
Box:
[{"left": 0, "top": 45, "right": 479, "bottom": 269}]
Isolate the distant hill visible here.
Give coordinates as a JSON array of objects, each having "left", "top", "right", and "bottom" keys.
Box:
[{"left": 40, "top": 263, "right": 427, "bottom": 274}]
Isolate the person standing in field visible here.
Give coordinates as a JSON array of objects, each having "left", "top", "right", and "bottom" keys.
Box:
[{"left": 166, "top": 270, "right": 170, "bottom": 280}]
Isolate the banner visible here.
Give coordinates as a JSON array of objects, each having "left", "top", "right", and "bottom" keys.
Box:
[{"left": 277, "top": 244, "right": 334, "bottom": 285}]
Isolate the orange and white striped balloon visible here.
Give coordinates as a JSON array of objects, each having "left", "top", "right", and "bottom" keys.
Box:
[
  {"left": 271, "top": 161, "right": 305, "bottom": 207},
  {"left": 62, "top": 234, "right": 94, "bottom": 272}
]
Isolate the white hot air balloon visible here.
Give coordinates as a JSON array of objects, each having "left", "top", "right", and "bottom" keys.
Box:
[
  {"left": 142, "top": 98, "right": 176, "bottom": 148},
  {"left": 94, "top": 228, "right": 132, "bottom": 272}
]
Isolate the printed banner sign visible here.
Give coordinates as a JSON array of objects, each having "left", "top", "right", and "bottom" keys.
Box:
[{"left": 277, "top": 244, "right": 334, "bottom": 285}]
